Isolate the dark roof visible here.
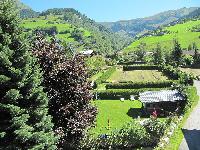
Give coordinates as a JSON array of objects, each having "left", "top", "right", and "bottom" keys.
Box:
[{"left": 139, "top": 90, "right": 185, "bottom": 103}]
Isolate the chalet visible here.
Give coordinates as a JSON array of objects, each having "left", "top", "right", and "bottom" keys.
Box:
[{"left": 139, "top": 90, "right": 185, "bottom": 116}]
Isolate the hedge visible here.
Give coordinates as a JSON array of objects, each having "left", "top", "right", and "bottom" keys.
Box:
[
  {"left": 123, "top": 65, "right": 160, "bottom": 71},
  {"left": 94, "top": 88, "right": 170, "bottom": 100},
  {"left": 118, "top": 61, "right": 146, "bottom": 65},
  {"left": 105, "top": 80, "right": 177, "bottom": 89},
  {"left": 95, "top": 66, "right": 116, "bottom": 85}
]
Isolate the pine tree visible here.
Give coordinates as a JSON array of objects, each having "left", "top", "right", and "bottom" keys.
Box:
[
  {"left": 0, "top": 0, "right": 57, "bottom": 149},
  {"left": 171, "top": 40, "right": 182, "bottom": 66},
  {"left": 153, "top": 43, "right": 164, "bottom": 65},
  {"left": 193, "top": 42, "right": 199, "bottom": 64}
]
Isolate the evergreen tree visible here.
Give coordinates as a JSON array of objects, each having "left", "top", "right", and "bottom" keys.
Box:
[
  {"left": 135, "top": 42, "right": 146, "bottom": 61},
  {"left": 188, "top": 44, "right": 192, "bottom": 51},
  {"left": 153, "top": 43, "right": 164, "bottom": 65},
  {"left": 171, "top": 40, "right": 182, "bottom": 66},
  {"left": 193, "top": 42, "right": 199, "bottom": 64},
  {"left": 0, "top": 0, "right": 57, "bottom": 149}
]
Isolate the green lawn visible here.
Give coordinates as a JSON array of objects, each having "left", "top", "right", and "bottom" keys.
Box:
[
  {"left": 124, "top": 20, "right": 200, "bottom": 53},
  {"left": 107, "top": 69, "right": 168, "bottom": 83},
  {"left": 90, "top": 100, "right": 142, "bottom": 135}
]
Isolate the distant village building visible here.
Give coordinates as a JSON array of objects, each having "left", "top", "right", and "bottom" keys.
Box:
[
  {"left": 79, "top": 50, "right": 96, "bottom": 57},
  {"left": 139, "top": 90, "right": 185, "bottom": 116},
  {"left": 145, "top": 51, "right": 154, "bottom": 56},
  {"left": 182, "top": 50, "right": 200, "bottom": 56}
]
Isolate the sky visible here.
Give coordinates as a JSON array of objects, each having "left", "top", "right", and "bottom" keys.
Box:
[{"left": 21, "top": 0, "right": 200, "bottom": 22}]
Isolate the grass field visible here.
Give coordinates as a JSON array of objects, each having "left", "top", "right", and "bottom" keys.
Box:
[
  {"left": 21, "top": 16, "right": 91, "bottom": 43},
  {"left": 124, "top": 20, "right": 200, "bottom": 53},
  {"left": 180, "top": 68, "right": 200, "bottom": 77},
  {"left": 107, "top": 69, "right": 168, "bottom": 83},
  {"left": 90, "top": 100, "right": 142, "bottom": 135}
]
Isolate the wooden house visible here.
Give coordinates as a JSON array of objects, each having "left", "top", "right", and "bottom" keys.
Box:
[{"left": 139, "top": 90, "right": 185, "bottom": 116}]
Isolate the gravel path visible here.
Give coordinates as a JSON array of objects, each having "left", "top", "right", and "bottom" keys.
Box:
[{"left": 179, "top": 80, "right": 200, "bottom": 150}]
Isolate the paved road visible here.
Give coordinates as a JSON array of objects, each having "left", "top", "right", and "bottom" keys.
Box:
[{"left": 179, "top": 80, "right": 200, "bottom": 150}]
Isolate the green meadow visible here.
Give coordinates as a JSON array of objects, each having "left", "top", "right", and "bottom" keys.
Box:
[{"left": 124, "top": 20, "right": 200, "bottom": 53}]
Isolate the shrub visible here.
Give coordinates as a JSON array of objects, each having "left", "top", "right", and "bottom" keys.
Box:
[
  {"left": 160, "top": 65, "right": 194, "bottom": 85},
  {"left": 183, "top": 86, "right": 199, "bottom": 113},
  {"left": 34, "top": 26, "right": 58, "bottom": 36},
  {"left": 80, "top": 119, "right": 168, "bottom": 149},
  {"left": 85, "top": 55, "right": 106, "bottom": 77},
  {"left": 143, "top": 118, "right": 167, "bottom": 140},
  {"left": 95, "top": 67, "right": 116, "bottom": 85},
  {"left": 123, "top": 65, "right": 160, "bottom": 71},
  {"left": 106, "top": 80, "right": 176, "bottom": 89},
  {"left": 95, "top": 88, "right": 170, "bottom": 99}
]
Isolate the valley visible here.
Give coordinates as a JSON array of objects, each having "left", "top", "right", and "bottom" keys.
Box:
[{"left": 1, "top": 0, "right": 200, "bottom": 150}]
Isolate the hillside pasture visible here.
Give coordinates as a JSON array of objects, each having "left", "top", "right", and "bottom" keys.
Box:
[
  {"left": 107, "top": 69, "right": 169, "bottom": 83},
  {"left": 124, "top": 20, "right": 200, "bottom": 53},
  {"left": 21, "top": 16, "right": 91, "bottom": 42}
]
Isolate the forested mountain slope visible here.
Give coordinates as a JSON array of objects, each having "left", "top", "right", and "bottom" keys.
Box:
[
  {"left": 16, "top": 0, "right": 39, "bottom": 18},
  {"left": 38, "top": 8, "right": 132, "bottom": 54},
  {"left": 101, "top": 7, "right": 199, "bottom": 37}
]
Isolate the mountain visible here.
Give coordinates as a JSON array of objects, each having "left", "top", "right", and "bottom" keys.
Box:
[
  {"left": 38, "top": 8, "right": 132, "bottom": 53},
  {"left": 123, "top": 18, "right": 200, "bottom": 53},
  {"left": 100, "top": 7, "right": 199, "bottom": 37},
  {"left": 16, "top": 0, "right": 39, "bottom": 18}
]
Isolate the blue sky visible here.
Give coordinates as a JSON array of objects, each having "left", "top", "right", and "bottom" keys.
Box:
[{"left": 21, "top": 0, "right": 200, "bottom": 22}]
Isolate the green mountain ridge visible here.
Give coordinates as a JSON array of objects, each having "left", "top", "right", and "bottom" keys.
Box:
[
  {"left": 38, "top": 8, "right": 132, "bottom": 53},
  {"left": 17, "top": 0, "right": 39, "bottom": 18},
  {"left": 100, "top": 7, "right": 199, "bottom": 37}
]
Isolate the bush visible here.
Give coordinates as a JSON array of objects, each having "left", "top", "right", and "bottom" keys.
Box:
[
  {"left": 160, "top": 65, "right": 194, "bottom": 85},
  {"left": 143, "top": 118, "right": 167, "bottom": 140},
  {"left": 106, "top": 80, "right": 176, "bottom": 89},
  {"left": 34, "top": 26, "right": 58, "bottom": 36},
  {"left": 183, "top": 86, "right": 199, "bottom": 113},
  {"left": 85, "top": 56, "right": 106, "bottom": 77},
  {"left": 123, "top": 65, "right": 160, "bottom": 71},
  {"left": 80, "top": 119, "right": 168, "bottom": 149},
  {"left": 95, "top": 67, "right": 116, "bottom": 85},
  {"left": 95, "top": 88, "right": 170, "bottom": 99}
]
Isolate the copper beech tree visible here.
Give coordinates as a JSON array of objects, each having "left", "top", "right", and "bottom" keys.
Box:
[{"left": 32, "top": 34, "right": 97, "bottom": 148}]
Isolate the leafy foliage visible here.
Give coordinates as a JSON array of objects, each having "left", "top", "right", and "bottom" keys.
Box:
[
  {"left": 0, "top": 0, "right": 57, "bottom": 149},
  {"left": 95, "top": 67, "right": 116, "bottom": 85},
  {"left": 161, "top": 65, "right": 194, "bottom": 85},
  {"left": 32, "top": 34, "right": 97, "bottom": 149},
  {"left": 85, "top": 55, "right": 106, "bottom": 77},
  {"left": 80, "top": 119, "right": 167, "bottom": 149}
]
